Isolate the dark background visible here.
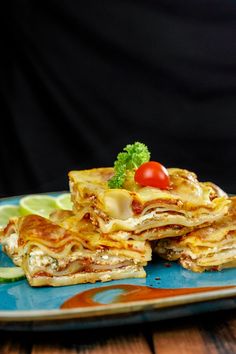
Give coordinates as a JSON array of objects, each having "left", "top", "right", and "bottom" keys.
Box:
[{"left": 1, "top": 0, "right": 236, "bottom": 197}]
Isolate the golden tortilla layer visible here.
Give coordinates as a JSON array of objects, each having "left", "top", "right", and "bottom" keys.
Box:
[
  {"left": 155, "top": 197, "right": 236, "bottom": 272},
  {"left": 0, "top": 214, "right": 151, "bottom": 287},
  {"left": 69, "top": 167, "right": 229, "bottom": 237}
]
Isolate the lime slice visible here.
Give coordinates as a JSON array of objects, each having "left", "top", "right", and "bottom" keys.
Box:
[
  {"left": 0, "top": 267, "right": 25, "bottom": 283},
  {"left": 55, "top": 193, "right": 73, "bottom": 210},
  {"left": 0, "top": 205, "right": 21, "bottom": 228},
  {"left": 19, "top": 195, "right": 58, "bottom": 218}
]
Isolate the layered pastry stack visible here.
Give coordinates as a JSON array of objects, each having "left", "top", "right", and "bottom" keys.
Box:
[
  {"left": 69, "top": 167, "right": 234, "bottom": 273},
  {"left": 69, "top": 167, "right": 229, "bottom": 241},
  {"left": 0, "top": 166, "right": 234, "bottom": 287},
  {"left": 155, "top": 196, "right": 236, "bottom": 272}
]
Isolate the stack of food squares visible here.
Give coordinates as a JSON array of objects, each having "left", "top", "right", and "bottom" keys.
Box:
[
  {"left": 0, "top": 142, "right": 234, "bottom": 287},
  {"left": 155, "top": 196, "right": 236, "bottom": 272}
]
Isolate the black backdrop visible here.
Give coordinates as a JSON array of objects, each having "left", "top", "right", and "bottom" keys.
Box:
[{"left": 1, "top": 0, "right": 236, "bottom": 197}]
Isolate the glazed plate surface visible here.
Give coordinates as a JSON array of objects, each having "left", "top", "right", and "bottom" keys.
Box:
[{"left": 0, "top": 194, "right": 236, "bottom": 331}]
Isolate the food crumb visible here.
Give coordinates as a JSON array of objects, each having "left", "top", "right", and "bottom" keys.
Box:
[
  {"left": 211, "top": 266, "right": 219, "bottom": 272},
  {"left": 164, "top": 263, "right": 172, "bottom": 268}
]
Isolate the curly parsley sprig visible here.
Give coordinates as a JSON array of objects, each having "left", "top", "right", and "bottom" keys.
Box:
[{"left": 108, "top": 142, "right": 151, "bottom": 189}]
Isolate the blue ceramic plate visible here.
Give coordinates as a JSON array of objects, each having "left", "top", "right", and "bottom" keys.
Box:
[{"left": 0, "top": 194, "right": 236, "bottom": 331}]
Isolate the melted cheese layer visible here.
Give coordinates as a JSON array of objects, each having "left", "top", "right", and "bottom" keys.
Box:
[
  {"left": 69, "top": 168, "right": 229, "bottom": 238},
  {"left": 155, "top": 197, "right": 236, "bottom": 272},
  {"left": 0, "top": 214, "right": 151, "bottom": 286}
]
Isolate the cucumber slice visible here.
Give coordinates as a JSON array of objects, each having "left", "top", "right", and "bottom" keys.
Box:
[{"left": 0, "top": 267, "right": 25, "bottom": 283}]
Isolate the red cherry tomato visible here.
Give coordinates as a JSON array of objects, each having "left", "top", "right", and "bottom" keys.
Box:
[{"left": 134, "top": 161, "right": 170, "bottom": 189}]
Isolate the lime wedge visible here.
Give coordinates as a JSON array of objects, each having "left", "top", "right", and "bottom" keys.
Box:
[
  {"left": 19, "top": 195, "right": 58, "bottom": 218},
  {"left": 0, "top": 205, "right": 21, "bottom": 228},
  {"left": 0, "top": 267, "right": 25, "bottom": 283},
  {"left": 56, "top": 193, "right": 73, "bottom": 210}
]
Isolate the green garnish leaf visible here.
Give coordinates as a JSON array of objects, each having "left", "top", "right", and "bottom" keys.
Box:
[{"left": 108, "top": 142, "right": 151, "bottom": 188}]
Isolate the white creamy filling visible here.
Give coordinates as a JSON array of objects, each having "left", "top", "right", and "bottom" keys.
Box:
[
  {"left": 1, "top": 232, "right": 19, "bottom": 253},
  {"left": 29, "top": 249, "right": 58, "bottom": 270},
  {"left": 98, "top": 206, "right": 228, "bottom": 233},
  {"left": 28, "top": 248, "right": 137, "bottom": 274}
]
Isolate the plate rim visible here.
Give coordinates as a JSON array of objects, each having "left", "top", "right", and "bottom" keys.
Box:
[{"left": 0, "top": 286, "right": 236, "bottom": 322}]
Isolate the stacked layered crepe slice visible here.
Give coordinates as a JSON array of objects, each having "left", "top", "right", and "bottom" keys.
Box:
[
  {"left": 155, "top": 197, "right": 236, "bottom": 272},
  {"left": 69, "top": 167, "right": 230, "bottom": 241},
  {"left": 0, "top": 213, "right": 151, "bottom": 286}
]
